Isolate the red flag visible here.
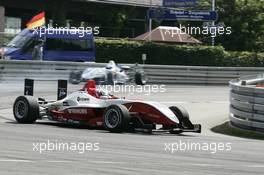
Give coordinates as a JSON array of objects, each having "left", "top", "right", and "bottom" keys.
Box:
[{"left": 26, "top": 12, "right": 45, "bottom": 29}]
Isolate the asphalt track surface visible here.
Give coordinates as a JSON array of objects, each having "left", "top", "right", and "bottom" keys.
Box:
[{"left": 0, "top": 82, "right": 263, "bottom": 175}]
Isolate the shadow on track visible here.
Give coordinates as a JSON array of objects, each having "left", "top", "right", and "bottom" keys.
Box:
[{"left": 5, "top": 120, "right": 198, "bottom": 137}]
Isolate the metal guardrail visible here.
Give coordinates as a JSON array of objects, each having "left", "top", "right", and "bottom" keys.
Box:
[
  {"left": 143, "top": 64, "right": 264, "bottom": 85},
  {"left": 229, "top": 74, "right": 264, "bottom": 132},
  {"left": 0, "top": 60, "right": 264, "bottom": 84},
  {"left": 0, "top": 60, "right": 106, "bottom": 82}
]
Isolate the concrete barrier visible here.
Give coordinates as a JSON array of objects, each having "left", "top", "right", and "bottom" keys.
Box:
[
  {"left": 229, "top": 74, "right": 264, "bottom": 132},
  {"left": 0, "top": 60, "right": 264, "bottom": 84}
]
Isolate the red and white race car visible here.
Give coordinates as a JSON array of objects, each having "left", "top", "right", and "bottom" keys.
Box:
[{"left": 13, "top": 79, "right": 201, "bottom": 134}]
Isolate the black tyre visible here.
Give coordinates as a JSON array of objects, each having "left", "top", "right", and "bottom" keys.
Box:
[
  {"left": 69, "top": 71, "right": 82, "bottom": 84},
  {"left": 93, "top": 77, "right": 106, "bottom": 85},
  {"left": 169, "top": 129, "right": 183, "bottom": 134},
  {"left": 103, "top": 104, "right": 131, "bottom": 133},
  {"left": 106, "top": 72, "right": 114, "bottom": 85},
  {"left": 135, "top": 72, "right": 147, "bottom": 85},
  {"left": 13, "top": 96, "right": 39, "bottom": 123},
  {"left": 169, "top": 106, "right": 189, "bottom": 120},
  {"left": 169, "top": 106, "right": 194, "bottom": 129}
]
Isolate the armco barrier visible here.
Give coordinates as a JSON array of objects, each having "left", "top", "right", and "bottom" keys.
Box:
[
  {"left": 1, "top": 60, "right": 264, "bottom": 84},
  {"left": 229, "top": 74, "right": 264, "bottom": 132},
  {"left": 0, "top": 60, "right": 106, "bottom": 82},
  {"left": 143, "top": 65, "right": 264, "bottom": 85}
]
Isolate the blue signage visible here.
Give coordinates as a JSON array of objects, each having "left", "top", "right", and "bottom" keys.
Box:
[
  {"left": 163, "top": 0, "right": 197, "bottom": 7},
  {"left": 148, "top": 9, "right": 218, "bottom": 21}
]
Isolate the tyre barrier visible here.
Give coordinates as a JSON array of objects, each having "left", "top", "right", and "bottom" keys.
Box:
[
  {"left": 1, "top": 59, "right": 264, "bottom": 85},
  {"left": 229, "top": 74, "right": 264, "bottom": 132}
]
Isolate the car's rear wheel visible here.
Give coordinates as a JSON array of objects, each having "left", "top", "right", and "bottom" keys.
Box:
[
  {"left": 69, "top": 71, "right": 82, "bottom": 84},
  {"left": 106, "top": 72, "right": 114, "bottom": 85},
  {"left": 13, "top": 96, "right": 39, "bottom": 123},
  {"left": 135, "top": 72, "right": 147, "bottom": 85},
  {"left": 103, "top": 105, "right": 131, "bottom": 133}
]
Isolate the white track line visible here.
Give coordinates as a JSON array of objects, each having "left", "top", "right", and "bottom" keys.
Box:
[
  {"left": 192, "top": 163, "right": 224, "bottom": 167},
  {"left": 91, "top": 161, "right": 125, "bottom": 164},
  {"left": 0, "top": 159, "right": 34, "bottom": 163},
  {"left": 0, "top": 159, "right": 124, "bottom": 164},
  {"left": 246, "top": 165, "right": 264, "bottom": 168},
  {"left": 46, "top": 160, "right": 72, "bottom": 163}
]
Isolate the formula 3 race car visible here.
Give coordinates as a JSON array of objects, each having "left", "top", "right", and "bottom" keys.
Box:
[
  {"left": 13, "top": 79, "right": 201, "bottom": 134},
  {"left": 69, "top": 60, "right": 147, "bottom": 85}
]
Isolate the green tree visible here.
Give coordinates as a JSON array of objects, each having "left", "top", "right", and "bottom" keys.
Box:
[
  {"left": 193, "top": 0, "right": 263, "bottom": 51},
  {"left": 217, "top": 0, "right": 264, "bottom": 51},
  {"left": 46, "top": 0, "right": 70, "bottom": 26},
  {"left": 94, "top": 6, "right": 142, "bottom": 37}
]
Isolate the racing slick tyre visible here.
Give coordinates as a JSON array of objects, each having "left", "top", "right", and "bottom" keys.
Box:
[
  {"left": 106, "top": 72, "right": 114, "bottom": 85},
  {"left": 13, "top": 96, "right": 39, "bottom": 124},
  {"left": 169, "top": 106, "right": 189, "bottom": 120},
  {"left": 103, "top": 104, "right": 131, "bottom": 133},
  {"left": 135, "top": 72, "right": 147, "bottom": 85},
  {"left": 169, "top": 106, "right": 194, "bottom": 130},
  {"left": 69, "top": 71, "right": 82, "bottom": 84},
  {"left": 169, "top": 129, "right": 183, "bottom": 134}
]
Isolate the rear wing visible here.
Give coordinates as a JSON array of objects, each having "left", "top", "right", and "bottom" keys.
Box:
[{"left": 24, "top": 79, "right": 68, "bottom": 100}]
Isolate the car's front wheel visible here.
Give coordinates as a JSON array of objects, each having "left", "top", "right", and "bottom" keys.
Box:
[
  {"left": 103, "top": 105, "right": 131, "bottom": 133},
  {"left": 13, "top": 96, "right": 39, "bottom": 123},
  {"left": 169, "top": 106, "right": 194, "bottom": 129}
]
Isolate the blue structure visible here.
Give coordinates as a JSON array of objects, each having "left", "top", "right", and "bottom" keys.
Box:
[{"left": 3, "top": 28, "right": 95, "bottom": 62}]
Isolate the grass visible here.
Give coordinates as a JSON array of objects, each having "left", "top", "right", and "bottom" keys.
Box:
[{"left": 211, "top": 121, "right": 264, "bottom": 140}]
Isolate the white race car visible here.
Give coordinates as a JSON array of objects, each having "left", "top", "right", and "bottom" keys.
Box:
[
  {"left": 13, "top": 79, "right": 201, "bottom": 134},
  {"left": 69, "top": 61, "right": 147, "bottom": 85}
]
